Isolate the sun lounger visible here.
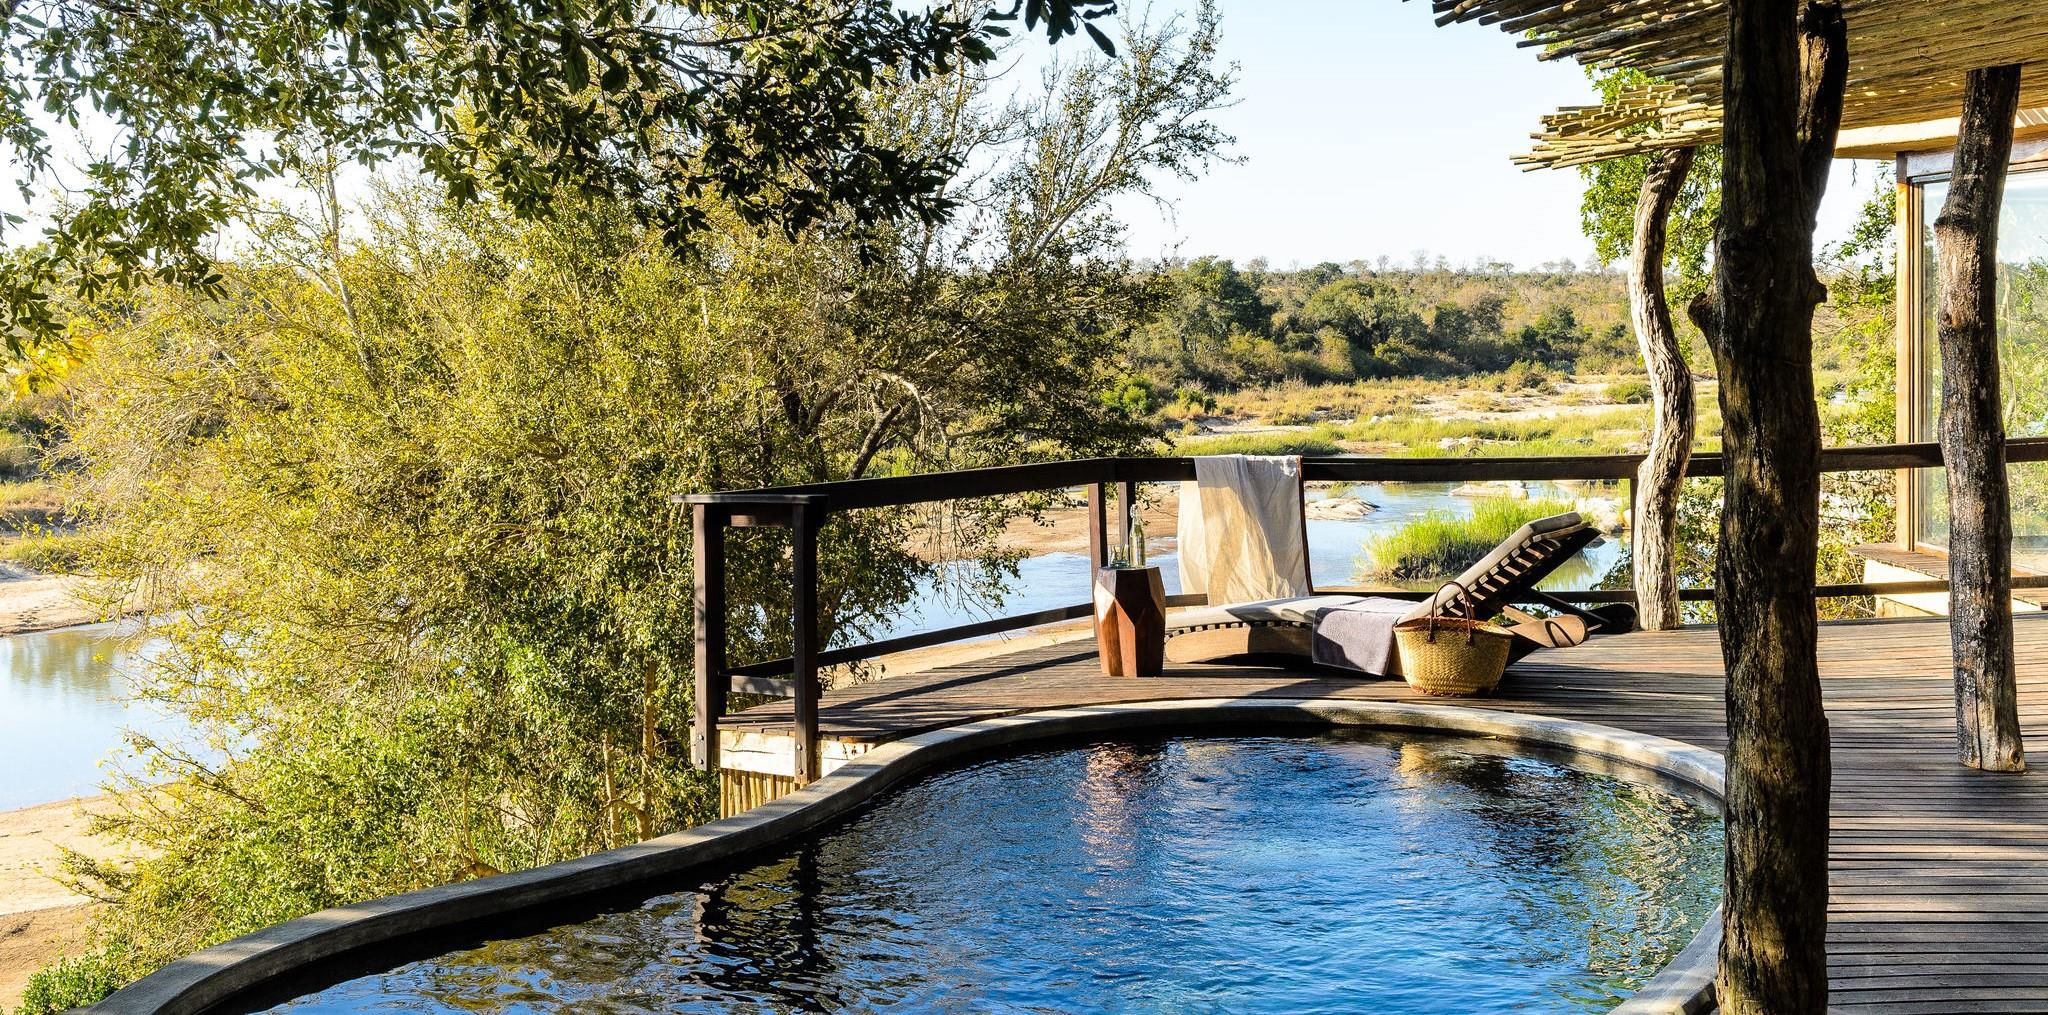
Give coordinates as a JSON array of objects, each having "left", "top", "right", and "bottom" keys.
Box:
[{"left": 1167, "top": 511, "right": 1624, "bottom": 668}]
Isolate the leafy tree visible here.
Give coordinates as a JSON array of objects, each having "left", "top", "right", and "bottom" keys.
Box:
[
  {"left": 1125, "top": 259, "right": 1639, "bottom": 391},
  {"left": 1576, "top": 72, "right": 1722, "bottom": 312},
  {"left": 1428, "top": 301, "right": 1474, "bottom": 347},
  {"left": 1295, "top": 278, "right": 1426, "bottom": 368},
  {"left": 1572, "top": 68, "right": 1718, "bottom": 633},
  {"left": 1129, "top": 256, "right": 1268, "bottom": 385},
  {"left": 1175, "top": 257, "right": 1270, "bottom": 350},
  {"left": 25, "top": 6, "right": 1231, "bottom": 1007},
  {"left": 1515, "top": 305, "right": 1586, "bottom": 367},
  {"left": 0, "top": 0, "right": 1122, "bottom": 349}
]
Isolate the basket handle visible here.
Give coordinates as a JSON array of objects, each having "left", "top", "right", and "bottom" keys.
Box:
[{"left": 1427, "top": 580, "right": 1478, "bottom": 646}]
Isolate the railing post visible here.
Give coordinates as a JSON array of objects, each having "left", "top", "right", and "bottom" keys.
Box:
[
  {"left": 1086, "top": 482, "right": 1110, "bottom": 567},
  {"left": 1621, "top": 476, "right": 1635, "bottom": 591},
  {"left": 691, "top": 503, "right": 727, "bottom": 772},
  {"left": 791, "top": 498, "right": 822, "bottom": 784}
]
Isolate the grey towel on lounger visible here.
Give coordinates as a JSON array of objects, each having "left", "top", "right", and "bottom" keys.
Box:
[{"left": 1310, "top": 598, "right": 1414, "bottom": 676}]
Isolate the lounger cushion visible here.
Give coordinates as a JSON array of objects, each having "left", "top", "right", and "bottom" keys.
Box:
[{"left": 1169, "top": 594, "right": 1374, "bottom": 632}]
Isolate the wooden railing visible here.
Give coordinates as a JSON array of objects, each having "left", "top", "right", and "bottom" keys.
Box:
[{"left": 684, "top": 437, "right": 2048, "bottom": 779}]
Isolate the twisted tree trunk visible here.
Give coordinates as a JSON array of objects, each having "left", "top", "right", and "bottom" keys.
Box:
[
  {"left": 1938, "top": 64, "right": 2026, "bottom": 772},
  {"left": 1697, "top": 2, "right": 1845, "bottom": 1010},
  {"left": 1630, "top": 147, "right": 1699, "bottom": 632}
]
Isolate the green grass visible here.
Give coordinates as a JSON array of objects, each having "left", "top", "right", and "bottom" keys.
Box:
[
  {"left": 1359, "top": 497, "right": 1578, "bottom": 581},
  {"left": 1170, "top": 427, "right": 1345, "bottom": 457},
  {"left": 1343, "top": 407, "right": 1654, "bottom": 455},
  {"left": 1338, "top": 404, "right": 1731, "bottom": 458},
  {"left": 1166, "top": 402, "right": 1736, "bottom": 461}
]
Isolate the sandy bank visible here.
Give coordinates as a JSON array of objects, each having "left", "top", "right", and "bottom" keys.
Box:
[
  {"left": 0, "top": 795, "right": 125, "bottom": 1009},
  {"left": 0, "top": 572, "right": 105, "bottom": 637},
  {"left": 0, "top": 797, "right": 108, "bottom": 918},
  {"left": 0, "top": 904, "right": 92, "bottom": 1010}
]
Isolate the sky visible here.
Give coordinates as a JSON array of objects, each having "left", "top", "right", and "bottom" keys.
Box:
[
  {"left": 0, "top": 2, "right": 1890, "bottom": 272},
  {"left": 1097, "top": 1, "right": 1886, "bottom": 271}
]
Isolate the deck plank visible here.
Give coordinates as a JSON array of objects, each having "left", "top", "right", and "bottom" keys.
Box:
[{"left": 725, "top": 612, "right": 2048, "bottom": 1012}]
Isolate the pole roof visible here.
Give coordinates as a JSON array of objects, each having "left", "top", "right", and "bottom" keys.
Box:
[{"left": 1425, "top": 0, "right": 2048, "bottom": 167}]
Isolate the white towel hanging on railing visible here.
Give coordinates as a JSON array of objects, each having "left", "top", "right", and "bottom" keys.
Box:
[{"left": 1177, "top": 455, "right": 1311, "bottom": 605}]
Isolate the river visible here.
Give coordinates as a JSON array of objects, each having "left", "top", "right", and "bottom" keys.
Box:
[{"left": 0, "top": 623, "right": 179, "bottom": 810}]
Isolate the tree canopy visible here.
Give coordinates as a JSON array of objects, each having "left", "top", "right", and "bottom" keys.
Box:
[{"left": 0, "top": 0, "right": 1117, "bottom": 348}]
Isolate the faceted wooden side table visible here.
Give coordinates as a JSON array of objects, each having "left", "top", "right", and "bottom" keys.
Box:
[{"left": 1094, "top": 565, "right": 1166, "bottom": 677}]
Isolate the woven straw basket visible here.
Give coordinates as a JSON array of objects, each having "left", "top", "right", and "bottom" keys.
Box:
[{"left": 1393, "top": 581, "right": 1514, "bottom": 697}]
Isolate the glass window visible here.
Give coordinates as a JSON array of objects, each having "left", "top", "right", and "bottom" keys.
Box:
[{"left": 1916, "top": 167, "right": 2048, "bottom": 569}]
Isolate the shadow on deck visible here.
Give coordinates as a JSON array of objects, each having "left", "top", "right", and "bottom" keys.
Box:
[{"left": 724, "top": 612, "right": 2048, "bottom": 1013}]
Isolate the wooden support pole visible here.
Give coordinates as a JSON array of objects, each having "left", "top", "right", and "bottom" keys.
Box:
[
  {"left": 1701, "top": 1, "right": 1844, "bottom": 1010},
  {"left": 1629, "top": 145, "right": 1699, "bottom": 632},
  {"left": 1086, "top": 482, "right": 1110, "bottom": 568},
  {"left": 690, "top": 503, "right": 727, "bottom": 772},
  {"left": 790, "top": 500, "right": 822, "bottom": 785},
  {"left": 1895, "top": 160, "right": 1924, "bottom": 551},
  {"left": 1937, "top": 63, "right": 2026, "bottom": 773}
]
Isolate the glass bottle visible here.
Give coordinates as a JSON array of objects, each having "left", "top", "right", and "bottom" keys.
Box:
[{"left": 1130, "top": 509, "right": 1147, "bottom": 568}]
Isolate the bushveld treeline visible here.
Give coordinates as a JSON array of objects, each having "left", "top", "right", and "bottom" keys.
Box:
[
  {"left": 1111, "top": 246, "right": 1893, "bottom": 420},
  {"left": 1126, "top": 258, "right": 1635, "bottom": 395}
]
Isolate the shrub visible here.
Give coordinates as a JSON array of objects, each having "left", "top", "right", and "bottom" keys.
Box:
[
  {"left": 1103, "top": 376, "right": 1160, "bottom": 417},
  {"left": 17, "top": 941, "right": 133, "bottom": 1014},
  {"left": 1606, "top": 379, "right": 1653, "bottom": 404},
  {"left": 1359, "top": 497, "right": 1577, "bottom": 581},
  {"left": 1174, "top": 388, "right": 1218, "bottom": 414},
  {"left": 1496, "top": 360, "right": 1557, "bottom": 393}
]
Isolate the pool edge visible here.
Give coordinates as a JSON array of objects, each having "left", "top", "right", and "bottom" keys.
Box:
[{"left": 84, "top": 698, "right": 1726, "bottom": 1015}]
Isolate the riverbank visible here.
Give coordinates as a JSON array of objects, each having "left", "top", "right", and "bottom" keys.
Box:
[
  {"left": 0, "top": 571, "right": 104, "bottom": 637},
  {"left": 0, "top": 796, "right": 115, "bottom": 1010}
]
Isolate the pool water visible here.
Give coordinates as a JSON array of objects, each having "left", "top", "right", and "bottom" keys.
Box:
[{"left": 270, "top": 730, "right": 1722, "bottom": 1014}]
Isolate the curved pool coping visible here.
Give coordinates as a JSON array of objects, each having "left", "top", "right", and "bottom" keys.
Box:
[{"left": 87, "top": 698, "right": 1724, "bottom": 1015}]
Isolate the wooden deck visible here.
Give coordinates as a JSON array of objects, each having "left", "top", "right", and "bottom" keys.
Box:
[{"left": 727, "top": 612, "right": 2048, "bottom": 1013}]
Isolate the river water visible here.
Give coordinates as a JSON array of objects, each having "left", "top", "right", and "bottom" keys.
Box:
[
  {"left": 0, "top": 623, "right": 179, "bottom": 810},
  {"left": 0, "top": 482, "right": 1622, "bottom": 811}
]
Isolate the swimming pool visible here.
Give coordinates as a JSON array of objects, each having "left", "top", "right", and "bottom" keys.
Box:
[{"left": 264, "top": 728, "right": 1722, "bottom": 1014}]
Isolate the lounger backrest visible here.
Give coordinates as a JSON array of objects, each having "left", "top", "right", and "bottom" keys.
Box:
[{"left": 1399, "top": 512, "right": 1593, "bottom": 623}]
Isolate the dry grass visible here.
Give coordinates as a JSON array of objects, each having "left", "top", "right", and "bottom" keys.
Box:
[{"left": 0, "top": 482, "right": 66, "bottom": 534}]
